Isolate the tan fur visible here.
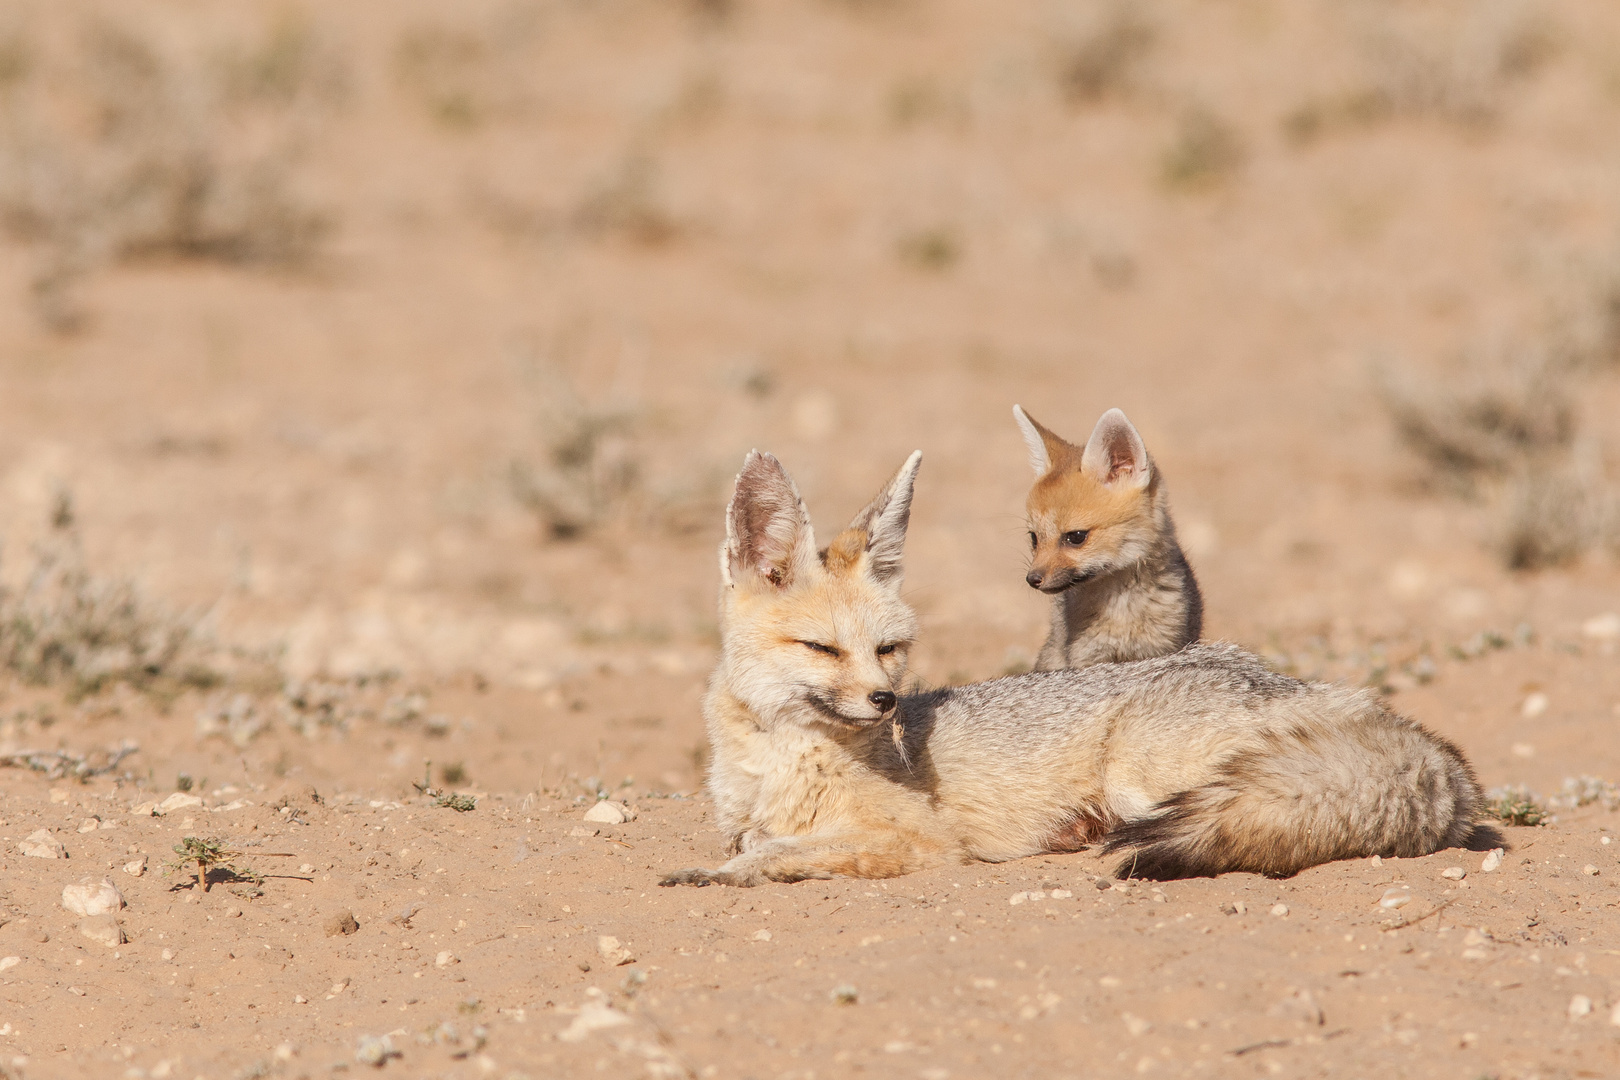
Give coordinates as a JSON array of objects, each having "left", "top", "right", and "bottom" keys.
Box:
[
  {"left": 1015, "top": 406, "right": 1203, "bottom": 670},
  {"left": 662, "top": 450, "right": 1485, "bottom": 888}
]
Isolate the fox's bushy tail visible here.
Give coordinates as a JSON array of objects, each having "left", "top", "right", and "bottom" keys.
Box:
[{"left": 1103, "top": 694, "right": 1484, "bottom": 880}]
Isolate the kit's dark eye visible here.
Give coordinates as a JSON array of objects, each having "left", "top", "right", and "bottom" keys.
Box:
[
  {"left": 800, "top": 641, "right": 840, "bottom": 657},
  {"left": 1028, "top": 531, "right": 1038, "bottom": 549},
  {"left": 1062, "top": 530, "right": 1090, "bottom": 547},
  {"left": 876, "top": 643, "right": 898, "bottom": 656}
]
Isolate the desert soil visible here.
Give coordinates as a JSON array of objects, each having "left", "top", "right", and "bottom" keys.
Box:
[{"left": 2, "top": 1, "right": 1620, "bottom": 1078}]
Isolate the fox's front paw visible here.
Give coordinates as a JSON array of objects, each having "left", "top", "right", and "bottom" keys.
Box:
[{"left": 659, "top": 867, "right": 721, "bottom": 887}]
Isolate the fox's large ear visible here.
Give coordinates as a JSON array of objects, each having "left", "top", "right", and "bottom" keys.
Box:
[
  {"left": 1013, "top": 405, "right": 1072, "bottom": 478},
  {"left": 723, "top": 451, "right": 816, "bottom": 590},
  {"left": 1080, "top": 408, "right": 1151, "bottom": 489},
  {"left": 845, "top": 450, "right": 922, "bottom": 586}
]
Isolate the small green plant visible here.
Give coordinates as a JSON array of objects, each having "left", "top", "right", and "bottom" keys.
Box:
[
  {"left": 168, "top": 837, "right": 256, "bottom": 892},
  {"left": 1486, "top": 786, "right": 1548, "bottom": 827},
  {"left": 413, "top": 760, "right": 476, "bottom": 811}
]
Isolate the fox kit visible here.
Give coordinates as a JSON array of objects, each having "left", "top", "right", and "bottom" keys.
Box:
[
  {"left": 661, "top": 450, "right": 1483, "bottom": 888},
  {"left": 1014, "top": 405, "right": 1202, "bottom": 670}
]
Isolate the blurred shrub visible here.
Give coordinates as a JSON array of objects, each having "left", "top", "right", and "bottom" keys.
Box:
[
  {"left": 0, "top": 14, "right": 343, "bottom": 331},
  {"left": 1160, "top": 108, "right": 1244, "bottom": 190},
  {"left": 0, "top": 493, "right": 227, "bottom": 700},
  {"left": 1286, "top": 0, "right": 1557, "bottom": 143},
  {"left": 1054, "top": 2, "right": 1155, "bottom": 105},
  {"left": 1380, "top": 285, "right": 1620, "bottom": 570}
]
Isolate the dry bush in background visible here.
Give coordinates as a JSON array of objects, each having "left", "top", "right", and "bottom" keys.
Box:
[
  {"left": 0, "top": 493, "right": 231, "bottom": 700},
  {"left": 1160, "top": 107, "right": 1245, "bottom": 190},
  {"left": 1052, "top": 1, "right": 1156, "bottom": 105},
  {"left": 1284, "top": 0, "right": 1557, "bottom": 144},
  {"left": 507, "top": 355, "right": 725, "bottom": 542},
  {"left": 392, "top": 8, "right": 545, "bottom": 131},
  {"left": 1380, "top": 272, "right": 1620, "bottom": 569},
  {"left": 0, "top": 12, "right": 344, "bottom": 331}
]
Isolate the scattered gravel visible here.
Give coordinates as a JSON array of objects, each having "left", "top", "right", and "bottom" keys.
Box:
[
  {"left": 1269, "top": 903, "right": 1289, "bottom": 917},
  {"left": 324, "top": 912, "right": 359, "bottom": 937},
  {"left": 79, "top": 915, "right": 125, "bottom": 947},
  {"left": 1379, "top": 888, "right": 1412, "bottom": 909},
  {"left": 62, "top": 878, "right": 124, "bottom": 917},
  {"left": 583, "top": 801, "right": 634, "bottom": 825},
  {"left": 1440, "top": 867, "right": 1465, "bottom": 880},
  {"left": 597, "top": 935, "right": 635, "bottom": 966},
  {"left": 1480, "top": 849, "right": 1503, "bottom": 873},
  {"left": 1568, "top": 995, "right": 1593, "bottom": 1020},
  {"left": 19, "top": 829, "right": 66, "bottom": 859}
]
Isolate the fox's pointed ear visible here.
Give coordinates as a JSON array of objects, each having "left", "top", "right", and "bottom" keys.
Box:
[
  {"left": 1013, "top": 405, "right": 1073, "bottom": 478},
  {"left": 846, "top": 450, "right": 921, "bottom": 586},
  {"left": 1080, "top": 408, "right": 1151, "bottom": 489},
  {"left": 723, "top": 451, "right": 816, "bottom": 590}
]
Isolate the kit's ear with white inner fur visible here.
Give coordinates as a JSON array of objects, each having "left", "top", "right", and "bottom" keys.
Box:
[
  {"left": 846, "top": 450, "right": 922, "bottom": 586},
  {"left": 1013, "top": 405, "right": 1052, "bottom": 476},
  {"left": 723, "top": 450, "right": 816, "bottom": 590},
  {"left": 1081, "top": 408, "right": 1152, "bottom": 489}
]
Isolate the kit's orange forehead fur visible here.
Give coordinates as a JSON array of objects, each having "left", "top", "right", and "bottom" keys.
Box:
[{"left": 1027, "top": 467, "right": 1148, "bottom": 533}]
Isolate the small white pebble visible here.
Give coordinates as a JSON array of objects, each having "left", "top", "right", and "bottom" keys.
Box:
[
  {"left": 1122, "top": 1012, "right": 1151, "bottom": 1037},
  {"left": 161, "top": 948, "right": 174, "bottom": 961},
  {"left": 1521, "top": 692, "right": 1549, "bottom": 719},
  {"left": 294, "top": 994, "right": 307, "bottom": 1004},
  {"left": 0, "top": 956, "right": 20, "bottom": 972},
  {"left": 1569, "top": 994, "right": 1593, "bottom": 1020},
  {"left": 1008, "top": 892, "right": 1028, "bottom": 906},
  {"left": 1049, "top": 889, "right": 1073, "bottom": 899},
  {"left": 1511, "top": 742, "right": 1536, "bottom": 758},
  {"left": 1380, "top": 888, "right": 1412, "bottom": 909},
  {"left": 1369, "top": 855, "right": 1382, "bottom": 867},
  {"left": 1480, "top": 849, "right": 1503, "bottom": 873},
  {"left": 1582, "top": 864, "right": 1599, "bottom": 876},
  {"left": 1269, "top": 903, "right": 1289, "bottom": 917},
  {"left": 299, "top": 864, "right": 315, "bottom": 875},
  {"left": 750, "top": 929, "right": 771, "bottom": 942},
  {"left": 1603, "top": 836, "right": 1612, "bottom": 846},
  {"left": 1441, "top": 867, "right": 1465, "bottom": 880},
  {"left": 1609, "top": 1002, "right": 1620, "bottom": 1027},
  {"left": 435, "top": 951, "right": 459, "bottom": 968},
  {"left": 1459, "top": 1032, "right": 1478, "bottom": 1048}
]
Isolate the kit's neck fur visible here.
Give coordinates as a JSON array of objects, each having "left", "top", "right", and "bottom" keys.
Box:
[{"left": 1036, "top": 508, "right": 1202, "bottom": 671}]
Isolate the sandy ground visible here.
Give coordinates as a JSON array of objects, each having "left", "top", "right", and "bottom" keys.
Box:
[{"left": 2, "top": 0, "right": 1620, "bottom": 1077}]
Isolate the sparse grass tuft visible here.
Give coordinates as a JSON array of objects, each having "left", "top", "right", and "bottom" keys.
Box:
[
  {"left": 896, "top": 227, "right": 961, "bottom": 271},
  {"left": 1160, "top": 108, "right": 1244, "bottom": 190},
  {"left": 1485, "top": 785, "right": 1548, "bottom": 827},
  {"left": 509, "top": 362, "right": 639, "bottom": 540},
  {"left": 0, "top": 492, "right": 229, "bottom": 700}
]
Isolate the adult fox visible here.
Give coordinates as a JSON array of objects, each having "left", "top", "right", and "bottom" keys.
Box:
[{"left": 661, "top": 450, "right": 1483, "bottom": 887}]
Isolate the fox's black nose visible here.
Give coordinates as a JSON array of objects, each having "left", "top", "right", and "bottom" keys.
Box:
[
  {"left": 868, "top": 690, "right": 896, "bottom": 713},
  {"left": 1025, "top": 570, "right": 1044, "bottom": 589}
]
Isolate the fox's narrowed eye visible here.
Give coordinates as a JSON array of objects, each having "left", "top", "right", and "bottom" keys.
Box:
[
  {"left": 1062, "top": 530, "right": 1090, "bottom": 547},
  {"left": 876, "top": 643, "right": 899, "bottom": 656},
  {"left": 800, "top": 641, "right": 841, "bottom": 657},
  {"left": 1028, "top": 531, "right": 1038, "bottom": 550}
]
